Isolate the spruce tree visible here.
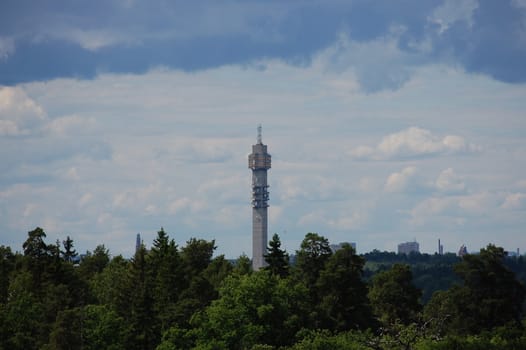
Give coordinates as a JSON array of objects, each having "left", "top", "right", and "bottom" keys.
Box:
[{"left": 264, "top": 233, "right": 289, "bottom": 277}]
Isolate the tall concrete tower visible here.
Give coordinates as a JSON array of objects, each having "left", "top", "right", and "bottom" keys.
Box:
[{"left": 248, "top": 125, "right": 271, "bottom": 270}]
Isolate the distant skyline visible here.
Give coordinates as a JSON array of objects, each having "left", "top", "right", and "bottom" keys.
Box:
[{"left": 1, "top": 1, "right": 525, "bottom": 258}]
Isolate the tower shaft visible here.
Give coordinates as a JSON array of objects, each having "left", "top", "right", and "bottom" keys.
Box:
[{"left": 248, "top": 127, "right": 271, "bottom": 271}]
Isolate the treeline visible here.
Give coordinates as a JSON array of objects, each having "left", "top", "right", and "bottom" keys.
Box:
[{"left": 1, "top": 228, "right": 525, "bottom": 350}]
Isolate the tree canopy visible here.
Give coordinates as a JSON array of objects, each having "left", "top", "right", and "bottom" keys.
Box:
[{"left": 1, "top": 228, "right": 526, "bottom": 350}]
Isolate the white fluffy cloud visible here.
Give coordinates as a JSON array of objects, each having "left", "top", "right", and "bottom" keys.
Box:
[
  {"left": 0, "top": 87, "right": 46, "bottom": 135},
  {"left": 385, "top": 166, "right": 417, "bottom": 193},
  {"left": 349, "top": 127, "right": 477, "bottom": 160}
]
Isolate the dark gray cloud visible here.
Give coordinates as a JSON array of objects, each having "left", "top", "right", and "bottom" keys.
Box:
[{"left": 0, "top": 0, "right": 525, "bottom": 89}]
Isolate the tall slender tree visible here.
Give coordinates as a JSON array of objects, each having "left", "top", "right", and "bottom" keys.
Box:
[
  {"left": 264, "top": 233, "right": 290, "bottom": 277},
  {"left": 61, "top": 236, "right": 77, "bottom": 263},
  {"left": 129, "top": 244, "right": 156, "bottom": 350}
]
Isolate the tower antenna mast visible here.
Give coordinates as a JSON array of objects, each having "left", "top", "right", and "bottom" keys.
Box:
[{"left": 257, "top": 124, "right": 262, "bottom": 144}]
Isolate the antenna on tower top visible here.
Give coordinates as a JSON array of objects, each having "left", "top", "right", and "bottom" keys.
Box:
[{"left": 257, "top": 124, "right": 262, "bottom": 144}]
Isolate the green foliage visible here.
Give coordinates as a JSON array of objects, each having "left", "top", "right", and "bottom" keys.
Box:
[
  {"left": 3, "top": 271, "right": 45, "bottom": 350},
  {"left": 233, "top": 254, "right": 253, "bottom": 275},
  {"left": 82, "top": 304, "right": 129, "bottom": 350},
  {"left": 316, "top": 243, "right": 374, "bottom": 331},
  {"left": 0, "top": 245, "right": 15, "bottom": 304},
  {"left": 60, "top": 235, "right": 78, "bottom": 262},
  {"left": 294, "top": 232, "right": 332, "bottom": 290},
  {"left": 181, "top": 238, "right": 216, "bottom": 277},
  {"left": 289, "top": 329, "right": 368, "bottom": 350},
  {"left": 424, "top": 244, "right": 526, "bottom": 336},
  {"left": 192, "top": 271, "right": 309, "bottom": 349},
  {"left": 363, "top": 251, "right": 460, "bottom": 303},
  {"left": 91, "top": 255, "right": 131, "bottom": 313},
  {"left": 157, "top": 326, "right": 197, "bottom": 350},
  {"left": 264, "top": 233, "right": 290, "bottom": 277},
  {"left": 77, "top": 244, "right": 110, "bottom": 281},
  {"left": 149, "top": 228, "right": 184, "bottom": 332},
  {"left": 46, "top": 307, "right": 82, "bottom": 350},
  {"left": 129, "top": 243, "right": 157, "bottom": 350},
  {"left": 3, "top": 228, "right": 526, "bottom": 350},
  {"left": 368, "top": 264, "right": 422, "bottom": 326}
]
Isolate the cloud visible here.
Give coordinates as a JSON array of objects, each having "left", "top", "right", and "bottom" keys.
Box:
[
  {"left": 322, "top": 31, "right": 417, "bottom": 92},
  {"left": 409, "top": 191, "right": 503, "bottom": 228},
  {"left": 429, "top": 0, "right": 478, "bottom": 34},
  {"left": 328, "top": 210, "right": 368, "bottom": 230},
  {"left": 54, "top": 29, "right": 138, "bottom": 51},
  {"left": 0, "top": 87, "right": 46, "bottom": 135},
  {"left": 45, "top": 115, "right": 96, "bottom": 136},
  {"left": 501, "top": 192, "right": 526, "bottom": 209},
  {"left": 349, "top": 127, "right": 478, "bottom": 160},
  {"left": 1, "top": 1, "right": 525, "bottom": 90},
  {"left": 435, "top": 168, "right": 466, "bottom": 193},
  {"left": 0, "top": 56, "right": 524, "bottom": 258},
  {"left": 384, "top": 166, "right": 418, "bottom": 193}
]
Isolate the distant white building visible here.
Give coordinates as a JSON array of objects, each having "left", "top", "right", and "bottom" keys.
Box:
[{"left": 398, "top": 241, "right": 419, "bottom": 255}]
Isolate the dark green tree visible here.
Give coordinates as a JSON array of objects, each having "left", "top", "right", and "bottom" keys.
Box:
[
  {"left": 61, "top": 236, "right": 77, "bottom": 263},
  {"left": 148, "top": 228, "right": 183, "bottom": 333},
  {"left": 425, "top": 244, "right": 526, "bottom": 335},
  {"left": 180, "top": 238, "right": 216, "bottom": 278},
  {"left": 0, "top": 245, "right": 15, "bottom": 304},
  {"left": 294, "top": 232, "right": 332, "bottom": 289},
  {"left": 91, "top": 255, "right": 131, "bottom": 315},
  {"left": 45, "top": 307, "right": 82, "bottom": 350},
  {"left": 264, "top": 233, "right": 290, "bottom": 277},
  {"left": 202, "top": 254, "right": 234, "bottom": 291},
  {"left": 3, "top": 271, "right": 45, "bottom": 350},
  {"left": 22, "top": 227, "right": 50, "bottom": 260},
  {"left": 316, "top": 243, "right": 374, "bottom": 331},
  {"left": 368, "top": 263, "right": 422, "bottom": 326},
  {"left": 77, "top": 244, "right": 110, "bottom": 282},
  {"left": 22, "top": 227, "right": 52, "bottom": 289},
  {"left": 128, "top": 244, "right": 156, "bottom": 350}
]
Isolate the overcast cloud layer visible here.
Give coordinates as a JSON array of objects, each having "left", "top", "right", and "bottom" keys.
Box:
[{"left": 1, "top": 0, "right": 525, "bottom": 258}]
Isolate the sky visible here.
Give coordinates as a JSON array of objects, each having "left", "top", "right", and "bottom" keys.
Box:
[{"left": 1, "top": 0, "right": 526, "bottom": 258}]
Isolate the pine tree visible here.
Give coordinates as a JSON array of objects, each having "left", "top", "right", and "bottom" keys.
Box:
[
  {"left": 264, "top": 233, "right": 289, "bottom": 277},
  {"left": 61, "top": 236, "right": 78, "bottom": 263}
]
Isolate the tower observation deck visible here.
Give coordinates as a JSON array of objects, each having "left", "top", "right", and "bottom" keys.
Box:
[{"left": 248, "top": 125, "right": 271, "bottom": 270}]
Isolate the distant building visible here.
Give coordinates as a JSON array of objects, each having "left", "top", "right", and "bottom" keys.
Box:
[
  {"left": 136, "top": 233, "right": 141, "bottom": 253},
  {"left": 398, "top": 241, "right": 419, "bottom": 255},
  {"left": 330, "top": 242, "right": 357, "bottom": 252},
  {"left": 458, "top": 244, "right": 468, "bottom": 257},
  {"left": 438, "top": 239, "right": 444, "bottom": 255}
]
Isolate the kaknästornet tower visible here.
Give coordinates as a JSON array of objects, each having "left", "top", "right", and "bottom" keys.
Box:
[{"left": 248, "top": 125, "right": 271, "bottom": 270}]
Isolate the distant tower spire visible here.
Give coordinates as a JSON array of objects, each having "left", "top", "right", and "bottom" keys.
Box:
[
  {"left": 249, "top": 125, "right": 271, "bottom": 270},
  {"left": 135, "top": 233, "right": 141, "bottom": 253},
  {"left": 257, "top": 124, "right": 262, "bottom": 144}
]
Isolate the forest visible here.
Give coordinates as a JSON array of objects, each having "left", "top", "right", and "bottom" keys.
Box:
[{"left": 1, "top": 227, "right": 525, "bottom": 350}]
